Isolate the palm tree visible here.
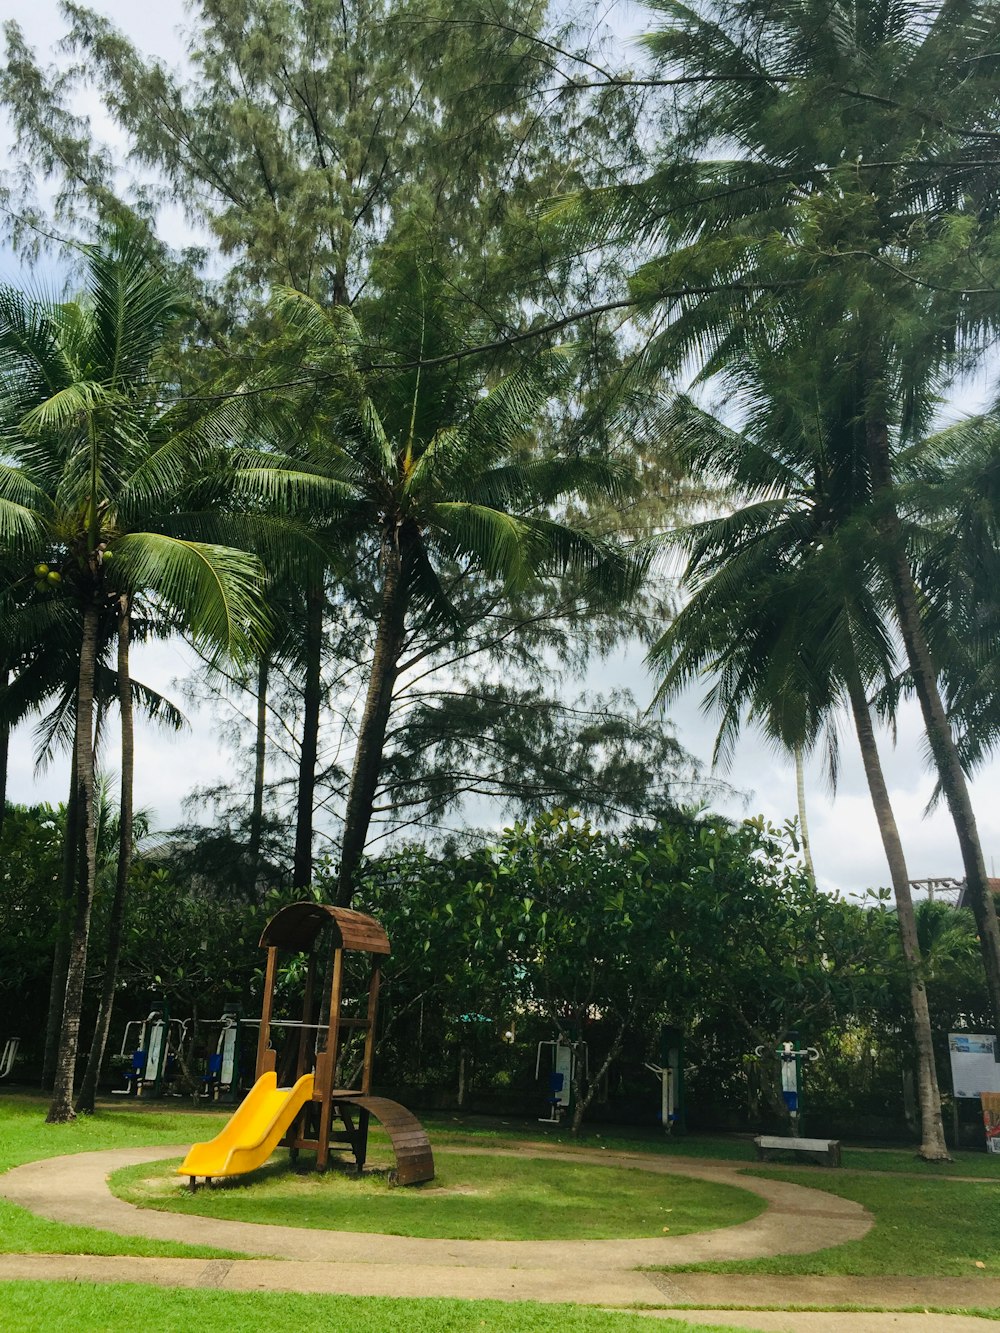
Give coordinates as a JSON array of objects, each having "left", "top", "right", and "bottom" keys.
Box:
[
  {"left": 0, "top": 225, "right": 269, "bottom": 1121},
  {"left": 238, "top": 273, "right": 639, "bottom": 902},
  {"left": 559, "top": 0, "right": 1000, "bottom": 1041},
  {"left": 647, "top": 356, "right": 951, "bottom": 1158},
  {"left": 0, "top": 588, "right": 184, "bottom": 1091},
  {"left": 902, "top": 411, "right": 1000, "bottom": 786}
]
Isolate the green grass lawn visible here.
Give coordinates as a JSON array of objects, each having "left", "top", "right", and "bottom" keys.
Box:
[
  {"left": 0, "top": 1093, "right": 231, "bottom": 1172},
  {"left": 655, "top": 1166, "right": 1000, "bottom": 1278},
  {"left": 0, "top": 1093, "right": 237, "bottom": 1257},
  {"left": 111, "top": 1147, "right": 762, "bottom": 1240},
  {"left": 421, "top": 1114, "right": 1000, "bottom": 1177},
  {"left": 7, "top": 1087, "right": 1000, "bottom": 1290},
  {"left": 0, "top": 1283, "right": 756, "bottom": 1333},
  {"left": 0, "top": 1094, "right": 762, "bottom": 1328}
]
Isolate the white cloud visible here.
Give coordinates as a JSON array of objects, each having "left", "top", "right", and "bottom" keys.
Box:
[{"left": 6, "top": 1, "right": 187, "bottom": 66}]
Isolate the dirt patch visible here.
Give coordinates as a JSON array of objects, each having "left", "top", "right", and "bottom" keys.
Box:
[{"left": 418, "top": 1185, "right": 485, "bottom": 1197}]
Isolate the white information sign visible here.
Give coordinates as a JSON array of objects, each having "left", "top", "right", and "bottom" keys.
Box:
[{"left": 948, "top": 1033, "right": 1000, "bottom": 1099}]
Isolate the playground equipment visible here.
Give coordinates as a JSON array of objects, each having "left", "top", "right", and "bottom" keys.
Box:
[
  {"left": 645, "top": 1026, "right": 684, "bottom": 1134},
  {"left": 112, "top": 1010, "right": 185, "bottom": 1096},
  {"left": 536, "top": 1036, "right": 587, "bottom": 1124},
  {"left": 198, "top": 1012, "right": 242, "bottom": 1101},
  {"left": 755, "top": 1035, "right": 820, "bottom": 1135},
  {"left": 179, "top": 903, "right": 434, "bottom": 1187},
  {"left": 180, "top": 1072, "right": 315, "bottom": 1179},
  {"left": 0, "top": 1036, "right": 20, "bottom": 1079}
]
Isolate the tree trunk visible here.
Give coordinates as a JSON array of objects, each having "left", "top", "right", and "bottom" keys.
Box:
[
  {"left": 337, "top": 537, "right": 409, "bottom": 905},
  {"left": 844, "top": 658, "right": 950, "bottom": 1160},
  {"left": 76, "top": 598, "right": 133, "bottom": 1114},
  {"left": 570, "top": 1019, "right": 626, "bottom": 1136},
  {"left": 794, "top": 745, "right": 815, "bottom": 879},
  {"left": 42, "top": 745, "right": 80, "bottom": 1089},
  {"left": 248, "top": 651, "right": 269, "bottom": 883},
  {"left": 0, "top": 665, "right": 9, "bottom": 840},
  {"left": 865, "top": 407, "right": 1000, "bottom": 1044},
  {"left": 293, "top": 587, "right": 323, "bottom": 891},
  {"left": 47, "top": 599, "right": 100, "bottom": 1123}
]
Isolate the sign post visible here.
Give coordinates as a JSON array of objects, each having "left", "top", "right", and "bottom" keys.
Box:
[{"left": 948, "top": 1033, "right": 1000, "bottom": 1150}]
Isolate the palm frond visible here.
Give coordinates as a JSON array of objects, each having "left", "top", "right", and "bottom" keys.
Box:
[
  {"left": 112, "top": 532, "right": 268, "bottom": 664},
  {"left": 85, "top": 222, "right": 181, "bottom": 386},
  {"left": 18, "top": 380, "right": 114, "bottom": 436}
]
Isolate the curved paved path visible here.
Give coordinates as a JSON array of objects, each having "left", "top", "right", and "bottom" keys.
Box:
[
  {"left": 4, "top": 1146, "right": 1000, "bottom": 1327},
  {"left": 0, "top": 1144, "right": 870, "bottom": 1268}
]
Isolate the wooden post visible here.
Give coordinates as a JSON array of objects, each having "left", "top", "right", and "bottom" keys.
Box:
[
  {"left": 288, "top": 953, "right": 317, "bottom": 1152},
  {"left": 356, "top": 1106, "right": 371, "bottom": 1174},
  {"left": 361, "top": 960, "right": 381, "bottom": 1095},
  {"left": 296, "top": 955, "right": 316, "bottom": 1081},
  {"left": 255, "top": 946, "right": 278, "bottom": 1079},
  {"left": 316, "top": 947, "right": 343, "bottom": 1169}
]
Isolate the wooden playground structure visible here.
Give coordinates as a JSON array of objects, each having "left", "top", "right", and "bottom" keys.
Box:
[
  {"left": 179, "top": 902, "right": 433, "bottom": 1187},
  {"left": 254, "top": 901, "right": 434, "bottom": 1185}
]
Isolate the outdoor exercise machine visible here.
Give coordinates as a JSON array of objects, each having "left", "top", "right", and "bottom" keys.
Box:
[
  {"left": 645, "top": 1026, "right": 684, "bottom": 1133},
  {"left": 179, "top": 903, "right": 434, "bottom": 1187},
  {"left": 754, "top": 1035, "right": 820, "bottom": 1135},
  {"left": 536, "top": 1035, "right": 587, "bottom": 1124},
  {"left": 0, "top": 1036, "right": 19, "bottom": 1080},
  {"left": 112, "top": 1009, "right": 185, "bottom": 1096},
  {"left": 196, "top": 1012, "right": 242, "bottom": 1101},
  {"left": 751, "top": 1036, "right": 840, "bottom": 1165}
]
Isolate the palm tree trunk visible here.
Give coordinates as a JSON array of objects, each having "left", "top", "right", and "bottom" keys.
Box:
[
  {"left": 76, "top": 598, "right": 133, "bottom": 1114},
  {"left": 47, "top": 599, "right": 100, "bottom": 1123},
  {"left": 844, "top": 658, "right": 949, "bottom": 1159},
  {"left": 42, "top": 746, "right": 80, "bottom": 1089},
  {"left": 794, "top": 746, "right": 815, "bottom": 879},
  {"left": 337, "top": 539, "right": 408, "bottom": 905},
  {"left": 865, "top": 408, "right": 1000, "bottom": 1043},
  {"left": 41, "top": 930, "right": 70, "bottom": 1091},
  {"left": 293, "top": 586, "right": 324, "bottom": 890},
  {"left": 0, "top": 665, "right": 9, "bottom": 840},
  {"left": 248, "top": 652, "right": 269, "bottom": 882}
]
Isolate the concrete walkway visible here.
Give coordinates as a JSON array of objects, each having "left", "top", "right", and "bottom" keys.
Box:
[
  {"left": 0, "top": 1144, "right": 870, "bottom": 1266},
  {"left": 1, "top": 1143, "right": 998, "bottom": 1330},
  {"left": 2, "top": 1253, "right": 1000, "bottom": 1329}
]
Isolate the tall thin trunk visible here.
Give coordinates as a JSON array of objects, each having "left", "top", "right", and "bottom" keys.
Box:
[
  {"left": 794, "top": 745, "right": 815, "bottom": 879},
  {"left": 248, "top": 652, "right": 269, "bottom": 883},
  {"left": 293, "top": 586, "right": 323, "bottom": 890},
  {"left": 0, "top": 665, "right": 9, "bottom": 841},
  {"left": 865, "top": 407, "right": 1000, "bottom": 1043},
  {"left": 337, "top": 538, "right": 408, "bottom": 905},
  {"left": 76, "top": 598, "right": 133, "bottom": 1114},
  {"left": 42, "top": 747, "right": 79, "bottom": 1089},
  {"left": 844, "top": 659, "right": 950, "bottom": 1160},
  {"left": 47, "top": 598, "right": 100, "bottom": 1123},
  {"left": 41, "top": 933, "right": 70, "bottom": 1092}
]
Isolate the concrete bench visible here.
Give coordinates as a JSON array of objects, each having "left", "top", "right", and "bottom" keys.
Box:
[{"left": 754, "top": 1134, "right": 841, "bottom": 1166}]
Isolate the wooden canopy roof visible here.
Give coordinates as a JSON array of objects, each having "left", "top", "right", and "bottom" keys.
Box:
[{"left": 259, "top": 903, "right": 391, "bottom": 955}]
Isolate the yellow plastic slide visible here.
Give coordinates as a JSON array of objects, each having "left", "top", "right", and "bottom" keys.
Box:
[{"left": 177, "top": 1071, "right": 314, "bottom": 1180}]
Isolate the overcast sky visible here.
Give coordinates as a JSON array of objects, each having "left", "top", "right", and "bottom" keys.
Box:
[{"left": 4, "top": 0, "right": 999, "bottom": 898}]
